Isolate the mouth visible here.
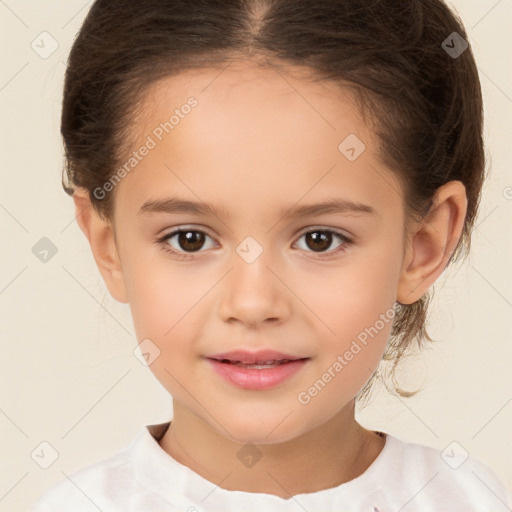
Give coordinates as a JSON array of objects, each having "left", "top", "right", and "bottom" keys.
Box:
[
  {"left": 209, "top": 358, "right": 306, "bottom": 369},
  {"left": 205, "top": 350, "right": 310, "bottom": 390},
  {"left": 206, "top": 349, "right": 308, "bottom": 366}
]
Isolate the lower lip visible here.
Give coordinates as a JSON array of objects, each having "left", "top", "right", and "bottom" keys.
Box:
[{"left": 206, "top": 358, "right": 309, "bottom": 390}]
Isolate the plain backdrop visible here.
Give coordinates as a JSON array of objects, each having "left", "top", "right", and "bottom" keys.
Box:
[{"left": 0, "top": 1, "right": 511, "bottom": 511}]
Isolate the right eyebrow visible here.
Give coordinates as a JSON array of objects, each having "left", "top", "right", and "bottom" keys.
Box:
[{"left": 138, "top": 197, "right": 231, "bottom": 219}]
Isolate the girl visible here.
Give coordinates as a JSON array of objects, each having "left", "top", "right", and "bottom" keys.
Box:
[{"left": 30, "top": 0, "right": 512, "bottom": 510}]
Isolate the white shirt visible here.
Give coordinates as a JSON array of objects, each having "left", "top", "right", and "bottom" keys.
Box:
[{"left": 29, "top": 421, "right": 512, "bottom": 512}]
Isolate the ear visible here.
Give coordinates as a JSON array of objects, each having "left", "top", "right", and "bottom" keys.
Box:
[
  {"left": 72, "top": 188, "right": 129, "bottom": 304},
  {"left": 397, "top": 180, "right": 467, "bottom": 305}
]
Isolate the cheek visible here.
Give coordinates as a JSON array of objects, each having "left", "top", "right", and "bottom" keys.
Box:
[
  {"left": 122, "top": 246, "right": 197, "bottom": 339},
  {"left": 292, "top": 247, "right": 398, "bottom": 385},
  {"left": 300, "top": 251, "right": 397, "bottom": 336},
  {"left": 124, "top": 252, "right": 220, "bottom": 374},
  {"left": 296, "top": 284, "right": 395, "bottom": 413}
]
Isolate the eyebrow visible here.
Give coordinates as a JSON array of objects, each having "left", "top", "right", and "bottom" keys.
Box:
[{"left": 138, "top": 197, "right": 377, "bottom": 219}]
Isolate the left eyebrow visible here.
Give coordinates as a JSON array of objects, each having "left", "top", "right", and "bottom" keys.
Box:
[
  {"left": 279, "top": 198, "right": 377, "bottom": 220},
  {"left": 137, "top": 197, "right": 377, "bottom": 219}
]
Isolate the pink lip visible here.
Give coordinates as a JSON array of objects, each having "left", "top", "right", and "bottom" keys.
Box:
[{"left": 205, "top": 349, "right": 309, "bottom": 390}]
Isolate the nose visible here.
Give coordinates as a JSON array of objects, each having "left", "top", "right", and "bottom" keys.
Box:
[{"left": 218, "top": 249, "right": 291, "bottom": 328}]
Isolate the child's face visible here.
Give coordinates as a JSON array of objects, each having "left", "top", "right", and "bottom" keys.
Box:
[{"left": 109, "top": 61, "right": 409, "bottom": 442}]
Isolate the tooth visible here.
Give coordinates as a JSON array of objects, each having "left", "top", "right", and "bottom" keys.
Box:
[{"left": 222, "top": 358, "right": 297, "bottom": 368}]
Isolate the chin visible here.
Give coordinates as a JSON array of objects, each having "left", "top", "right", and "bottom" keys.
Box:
[{"left": 217, "top": 413, "right": 311, "bottom": 446}]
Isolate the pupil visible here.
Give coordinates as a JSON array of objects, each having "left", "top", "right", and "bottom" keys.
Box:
[
  {"left": 179, "top": 231, "right": 204, "bottom": 251},
  {"left": 307, "top": 231, "right": 331, "bottom": 252},
  {"left": 175, "top": 231, "right": 332, "bottom": 253}
]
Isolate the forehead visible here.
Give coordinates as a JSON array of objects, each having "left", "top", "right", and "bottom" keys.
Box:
[
  {"left": 113, "top": 59, "right": 404, "bottom": 220},
  {"left": 141, "top": 59, "right": 366, "bottom": 136}
]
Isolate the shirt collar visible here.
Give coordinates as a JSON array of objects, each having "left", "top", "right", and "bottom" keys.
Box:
[{"left": 131, "top": 421, "right": 397, "bottom": 511}]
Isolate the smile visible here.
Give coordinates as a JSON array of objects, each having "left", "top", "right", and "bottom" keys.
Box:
[{"left": 205, "top": 350, "right": 310, "bottom": 390}]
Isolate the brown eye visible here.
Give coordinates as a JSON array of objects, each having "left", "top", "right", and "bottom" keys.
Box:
[
  {"left": 305, "top": 231, "right": 333, "bottom": 252},
  {"left": 160, "top": 228, "right": 216, "bottom": 255},
  {"left": 177, "top": 231, "right": 206, "bottom": 252},
  {"left": 295, "top": 229, "right": 350, "bottom": 255}
]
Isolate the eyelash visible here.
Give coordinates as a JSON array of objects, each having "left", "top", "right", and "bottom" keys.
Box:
[{"left": 156, "top": 227, "right": 353, "bottom": 261}]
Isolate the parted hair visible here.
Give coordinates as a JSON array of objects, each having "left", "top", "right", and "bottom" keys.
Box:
[{"left": 61, "top": 0, "right": 484, "bottom": 402}]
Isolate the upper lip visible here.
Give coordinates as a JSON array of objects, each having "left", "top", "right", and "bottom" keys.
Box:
[{"left": 206, "top": 350, "right": 308, "bottom": 364}]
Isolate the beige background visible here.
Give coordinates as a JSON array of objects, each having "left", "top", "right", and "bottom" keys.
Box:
[{"left": 0, "top": 1, "right": 511, "bottom": 510}]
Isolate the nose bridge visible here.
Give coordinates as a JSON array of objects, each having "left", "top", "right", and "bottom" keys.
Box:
[{"left": 218, "top": 236, "right": 289, "bottom": 326}]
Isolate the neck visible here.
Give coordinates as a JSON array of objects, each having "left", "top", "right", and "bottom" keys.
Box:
[{"left": 158, "top": 401, "right": 385, "bottom": 498}]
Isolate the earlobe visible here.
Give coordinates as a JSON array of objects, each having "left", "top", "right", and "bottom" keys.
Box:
[
  {"left": 72, "top": 188, "right": 129, "bottom": 304},
  {"left": 397, "top": 181, "right": 467, "bottom": 305}
]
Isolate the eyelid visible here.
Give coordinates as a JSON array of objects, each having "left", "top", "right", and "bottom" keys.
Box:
[
  {"left": 159, "top": 224, "right": 353, "bottom": 242},
  {"left": 160, "top": 226, "right": 218, "bottom": 244},
  {"left": 158, "top": 224, "right": 216, "bottom": 239},
  {"left": 295, "top": 225, "right": 353, "bottom": 239},
  {"left": 157, "top": 224, "right": 354, "bottom": 259},
  {"left": 292, "top": 226, "right": 353, "bottom": 257}
]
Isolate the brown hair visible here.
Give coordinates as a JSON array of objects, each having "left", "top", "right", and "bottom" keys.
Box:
[{"left": 61, "top": 0, "right": 484, "bottom": 403}]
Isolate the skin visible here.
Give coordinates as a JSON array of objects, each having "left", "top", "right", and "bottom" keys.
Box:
[{"left": 73, "top": 59, "right": 467, "bottom": 498}]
